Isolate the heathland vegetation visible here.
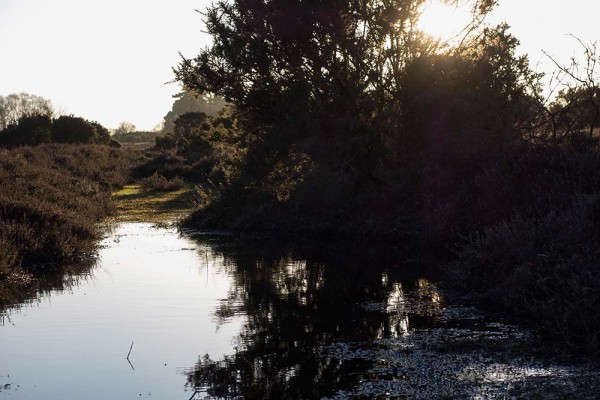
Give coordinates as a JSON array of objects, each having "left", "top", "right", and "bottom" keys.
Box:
[
  {"left": 0, "top": 144, "right": 137, "bottom": 306},
  {"left": 1, "top": 0, "right": 599, "bottom": 354}
]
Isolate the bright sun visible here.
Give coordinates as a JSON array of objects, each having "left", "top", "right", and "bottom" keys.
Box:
[{"left": 417, "top": 0, "right": 473, "bottom": 42}]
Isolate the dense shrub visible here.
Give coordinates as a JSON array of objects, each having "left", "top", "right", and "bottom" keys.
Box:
[
  {"left": 140, "top": 172, "right": 185, "bottom": 192},
  {"left": 162, "top": 0, "right": 600, "bottom": 354},
  {"left": 447, "top": 195, "right": 600, "bottom": 353},
  {"left": 51, "top": 115, "right": 98, "bottom": 144},
  {"left": 0, "top": 114, "right": 111, "bottom": 148},
  {"left": 0, "top": 115, "right": 53, "bottom": 147}
]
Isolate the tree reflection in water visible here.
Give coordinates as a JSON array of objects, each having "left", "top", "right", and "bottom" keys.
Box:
[
  {"left": 0, "top": 257, "right": 98, "bottom": 321},
  {"left": 185, "top": 237, "right": 443, "bottom": 399}
]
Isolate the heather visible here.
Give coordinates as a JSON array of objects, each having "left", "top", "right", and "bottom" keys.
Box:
[{"left": 0, "top": 144, "right": 137, "bottom": 305}]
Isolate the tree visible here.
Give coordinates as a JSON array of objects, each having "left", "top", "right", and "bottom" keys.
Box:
[
  {"left": 162, "top": 92, "right": 226, "bottom": 134},
  {"left": 543, "top": 39, "right": 600, "bottom": 139},
  {"left": 399, "top": 23, "right": 541, "bottom": 156},
  {"left": 156, "top": 112, "right": 211, "bottom": 150},
  {"left": 0, "top": 112, "right": 111, "bottom": 148},
  {"left": 0, "top": 93, "right": 54, "bottom": 131},
  {"left": 175, "top": 1, "right": 500, "bottom": 158},
  {"left": 114, "top": 121, "right": 137, "bottom": 136}
]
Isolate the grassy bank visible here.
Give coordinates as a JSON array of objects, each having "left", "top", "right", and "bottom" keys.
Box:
[
  {"left": 113, "top": 183, "right": 196, "bottom": 222},
  {"left": 0, "top": 144, "right": 138, "bottom": 307}
]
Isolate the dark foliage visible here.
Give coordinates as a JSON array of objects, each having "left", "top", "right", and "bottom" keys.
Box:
[
  {"left": 448, "top": 195, "right": 600, "bottom": 352},
  {"left": 0, "top": 114, "right": 53, "bottom": 147},
  {"left": 173, "top": 0, "right": 538, "bottom": 240},
  {"left": 0, "top": 114, "right": 111, "bottom": 148},
  {"left": 134, "top": 111, "right": 241, "bottom": 189},
  {"left": 162, "top": 91, "right": 226, "bottom": 134},
  {"left": 51, "top": 115, "right": 106, "bottom": 144},
  {"left": 168, "top": 0, "right": 600, "bottom": 353}
]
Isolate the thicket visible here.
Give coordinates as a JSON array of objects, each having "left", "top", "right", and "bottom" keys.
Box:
[
  {"left": 0, "top": 144, "right": 137, "bottom": 306},
  {"left": 165, "top": 0, "right": 600, "bottom": 353},
  {"left": 0, "top": 114, "right": 115, "bottom": 148},
  {"left": 133, "top": 110, "right": 240, "bottom": 189}
]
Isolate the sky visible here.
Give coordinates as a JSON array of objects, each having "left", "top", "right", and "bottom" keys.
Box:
[{"left": 0, "top": 0, "right": 598, "bottom": 130}]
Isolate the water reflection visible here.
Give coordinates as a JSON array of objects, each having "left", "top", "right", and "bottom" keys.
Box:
[
  {"left": 0, "top": 223, "right": 244, "bottom": 400},
  {"left": 185, "top": 238, "right": 600, "bottom": 399},
  {"left": 0, "top": 258, "right": 98, "bottom": 323},
  {"left": 1, "top": 225, "right": 598, "bottom": 399},
  {"left": 184, "top": 237, "right": 441, "bottom": 399}
]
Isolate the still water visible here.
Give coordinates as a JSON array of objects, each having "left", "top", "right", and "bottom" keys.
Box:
[{"left": 1, "top": 223, "right": 598, "bottom": 399}]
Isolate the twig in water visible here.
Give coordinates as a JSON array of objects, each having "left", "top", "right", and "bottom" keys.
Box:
[{"left": 127, "top": 341, "right": 134, "bottom": 360}]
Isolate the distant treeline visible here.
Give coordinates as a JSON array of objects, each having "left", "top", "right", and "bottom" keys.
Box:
[
  {"left": 0, "top": 114, "right": 119, "bottom": 148},
  {"left": 112, "top": 130, "right": 160, "bottom": 143}
]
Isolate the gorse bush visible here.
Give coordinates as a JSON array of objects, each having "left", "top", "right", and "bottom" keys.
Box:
[{"left": 0, "top": 114, "right": 111, "bottom": 148}]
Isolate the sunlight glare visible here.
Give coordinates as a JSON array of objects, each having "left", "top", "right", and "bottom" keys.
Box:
[{"left": 417, "top": 0, "right": 473, "bottom": 42}]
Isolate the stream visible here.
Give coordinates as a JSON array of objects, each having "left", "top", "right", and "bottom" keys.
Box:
[{"left": 1, "top": 222, "right": 599, "bottom": 399}]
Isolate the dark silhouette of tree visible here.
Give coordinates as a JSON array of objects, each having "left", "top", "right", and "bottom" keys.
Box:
[
  {"left": 0, "top": 114, "right": 110, "bottom": 148},
  {"left": 170, "top": 0, "right": 544, "bottom": 238},
  {"left": 91, "top": 121, "right": 111, "bottom": 145},
  {"left": 548, "top": 86, "right": 600, "bottom": 137},
  {"left": 542, "top": 39, "right": 600, "bottom": 139},
  {"left": 162, "top": 92, "right": 226, "bottom": 134},
  {"left": 0, "top": 93, "right": 54, "bottom": 131},
  {"left": 156, "top": 112, "right": 209, "bottom": 150},
  {"left": 400, "top": 24, "right": 540, "bottom": 156},
  {"left": 173, "top": 1, "right": 533, "bottom": 183}
]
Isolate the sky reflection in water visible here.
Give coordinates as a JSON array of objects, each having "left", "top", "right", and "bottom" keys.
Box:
[
  {"left": 0, "top": 223, "right": 243, "bottom": 399},
  {"left": 1, "top": 222, "right": 598, "bottom": 399}
]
